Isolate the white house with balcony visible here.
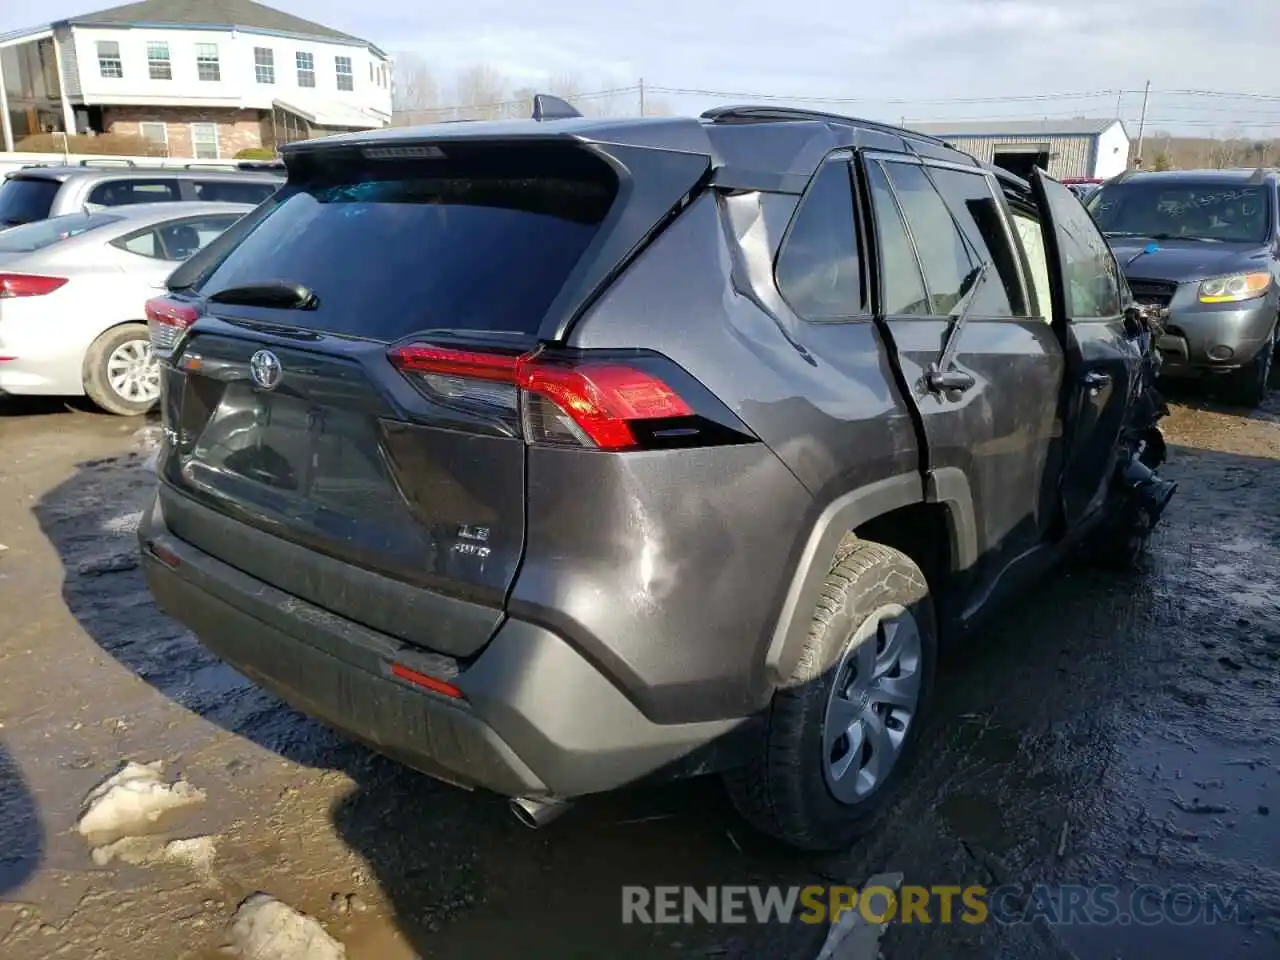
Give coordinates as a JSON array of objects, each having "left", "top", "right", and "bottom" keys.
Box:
[{"left": 0, "top": 0, "right": 392, "bottom": 159}]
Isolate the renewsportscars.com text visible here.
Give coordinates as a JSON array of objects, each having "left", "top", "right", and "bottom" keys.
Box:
[{"left": 621, "top": 883, "right": 1251, "bottom": 927}]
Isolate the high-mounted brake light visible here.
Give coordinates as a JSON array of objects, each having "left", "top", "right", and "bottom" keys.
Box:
[
  {"left": 0, "top": 273, "right": 68, "bottom": 298},
  {"left": 145, "top": 296, "right": 201, "bottom": 355},
  {"left": 388, "top": 344, "right": 695, "bottom": 451}
]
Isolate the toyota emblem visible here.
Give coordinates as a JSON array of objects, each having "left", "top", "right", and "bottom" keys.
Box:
[{"left": 249, "top": 349, "right": 283, "bottom": 391}]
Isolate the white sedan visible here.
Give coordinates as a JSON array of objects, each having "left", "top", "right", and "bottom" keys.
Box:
[{"left": 0, "top": 201, "right": 250, "bottom": 415}]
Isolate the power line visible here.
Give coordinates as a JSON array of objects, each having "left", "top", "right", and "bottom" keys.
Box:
[{"left": 646, "top": 85, "right": 1138, "bottom": 105}]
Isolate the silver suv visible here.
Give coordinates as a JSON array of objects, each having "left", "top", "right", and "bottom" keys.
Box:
[{"left": 0, "top": 161, "right": 283, "bottom": 228}]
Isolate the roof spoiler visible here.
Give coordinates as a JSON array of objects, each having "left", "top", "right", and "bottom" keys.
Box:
[{"left": 532, "top": 94, "right": 582, "bottom": 122}]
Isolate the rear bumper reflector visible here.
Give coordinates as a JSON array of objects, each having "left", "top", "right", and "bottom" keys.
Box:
[{"left": 390, "top": 662, "right": 465, "bottom": 700}]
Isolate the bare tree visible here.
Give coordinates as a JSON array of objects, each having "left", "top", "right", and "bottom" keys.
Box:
[
  {"left": 392, "top": 53, "right": 441, "bottom": 126},
  {"left": 453, "top": 64, "right": 509, "bottom": 120}
]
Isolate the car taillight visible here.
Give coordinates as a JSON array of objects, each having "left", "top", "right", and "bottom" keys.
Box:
[
  {"left": 0, "top": 274, "right": 68, "bottom": 298},
  {"left": 388, "top": 345, "right": 699, "bottom": 451},
  {"left": 145, "top": 296, "right": 200, "bottom": 356}
]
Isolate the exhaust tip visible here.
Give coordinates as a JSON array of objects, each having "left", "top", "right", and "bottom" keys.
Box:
[{"left": 509, "top": 796, "right": 572, "bottom": 830}]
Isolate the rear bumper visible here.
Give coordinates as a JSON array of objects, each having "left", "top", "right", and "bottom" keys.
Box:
[{"left": 138, "top": 494, "right": 750, "bottom": 799}]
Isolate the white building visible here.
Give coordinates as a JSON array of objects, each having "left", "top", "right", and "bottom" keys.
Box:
[
  {"left": 910, "top": 119, "right": 1132, "bottom": 181},
  {"left": 0, "top": 0, "right": 392, "bottom": 159}
]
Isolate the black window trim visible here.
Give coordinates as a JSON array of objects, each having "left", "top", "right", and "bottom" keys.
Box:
[{"left": 771, "top": 149, "right": 872, "bottom": 324}]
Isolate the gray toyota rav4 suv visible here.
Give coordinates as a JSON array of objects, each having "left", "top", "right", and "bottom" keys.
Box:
[{"left": 138, "top": 101, "right": 1174, "bottom": 851}]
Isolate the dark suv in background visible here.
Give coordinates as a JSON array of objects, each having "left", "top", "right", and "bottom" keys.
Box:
[
  {"left": 138, "top": 101, "right": 1173, "bottom": 851},
  {"left": 1088, "top": 168, "right": 1280, "bottom": 407}
]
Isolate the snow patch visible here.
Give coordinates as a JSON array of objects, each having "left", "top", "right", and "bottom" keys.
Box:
[
  {"left": 101, "top": 511, "right": 144, "bottom": 535},
  {"left": 77, "top": 761, "right": 206, "bottom": 843},
  {"left": 228, "top": 894, "right": 346, "bottom": 960},
  {"left": 90, "top": 834, "right": 216, "bottom": 875}
]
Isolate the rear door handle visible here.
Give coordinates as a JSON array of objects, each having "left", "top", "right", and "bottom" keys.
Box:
[{"left": 1082, "top": 371, "right": 1112, "bottom": 394}]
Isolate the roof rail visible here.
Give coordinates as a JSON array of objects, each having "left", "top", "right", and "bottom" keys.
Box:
[
  {"left": 184, "top": 162, "right": 238, "bottom": 171},
  {"left": 700, "top": 105, "right": 955, "bottom": 148},
  {"left": 532, "top": 93, "right": 582, "bottom": 122},
  {"left": 78, "top": 157, "right": 136, "bottom": 167}
]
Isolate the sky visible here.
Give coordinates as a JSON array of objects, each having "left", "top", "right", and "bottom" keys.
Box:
[{"left": 5, "top": 0, "right": 1280, "bottom": 135}]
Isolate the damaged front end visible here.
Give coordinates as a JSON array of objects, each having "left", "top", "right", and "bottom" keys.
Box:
[{"left": 1107, "top": 303, "right": 1178, "bottom": 558}]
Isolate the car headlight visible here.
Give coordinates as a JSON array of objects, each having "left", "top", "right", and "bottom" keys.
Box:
[{"left": 1198, "top": 272, "right": 1272, "bottom": 303}]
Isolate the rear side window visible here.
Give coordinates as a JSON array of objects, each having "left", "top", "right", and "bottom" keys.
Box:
[
  {"left": 0, "top": 211, "right": 122, "bottom": 252},
  {"left": 196, "top": 153, "right": 617, "bottom": 340},
  {"left": 191, "top": 179, "right": 279, "bottom": 204},
  {"left": 775, "top": 159, "right": 864, "bottom": 319},
  {"left": 87, "top": 179, "right": 181, "bottom": 206},
  {"left": 113, "top": 215, "right": 241, "bottom": 262},
  {"left": 927, "top": 168, "right": 1026, "bottom": 316},
  {"left": 0, "top": 177, "right": 60, "bottom": 225}
]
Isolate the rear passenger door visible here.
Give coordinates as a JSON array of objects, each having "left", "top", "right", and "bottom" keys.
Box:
[
  {"left": 1030, "top": 171, "right": 1140, "bottom": 526},
  {"left": 860, "top": 155, "right": 1065, "bottom": 609}
]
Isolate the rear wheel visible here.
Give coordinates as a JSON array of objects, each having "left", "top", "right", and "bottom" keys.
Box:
[
  {"left": 82, "top": 324, "right": 160, "bottom": 417},
  {"left": 724, "top": 539, "right": 936, "bottom": 851},
  {"left": 1223, "top": 325, "right": 1274, "bottom": 409}
]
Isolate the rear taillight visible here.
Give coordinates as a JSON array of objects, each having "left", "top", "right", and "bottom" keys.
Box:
[
  {"left": 145, "top": 296, "right": 200, "bottom": 356},
  {"left": 388, "top": 344, "right": 709, "bottom": 451},
  {"left": 0, "top": 274, "right": 67, "bottom": 298}
]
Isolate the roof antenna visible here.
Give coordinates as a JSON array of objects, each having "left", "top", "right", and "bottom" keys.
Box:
[{"left": 532, "top": 94, "right": 582, "bottom": 122}]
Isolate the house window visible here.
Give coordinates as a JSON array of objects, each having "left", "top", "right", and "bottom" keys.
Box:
[
  {"left": 190, "top": 122, "right": 219, "bottom": 159},
  {"left": 139, "top": 122, "right": 168, "bottom": 153},
  {"left": 147, "top": 42, "right": 171, "bottom": 80},
  {"left": 97, "top": 41, "right": 123, "bottom": 78},
  {"left": 296, "top": 51, "right": 315, "bottom": 87},
  {"left": 196, "top": 43, "right": 220, "bottom": 82},
  {"left": 335, "top": 56, "right": 353, "bottom": 91},
  {"left": 254, "top": 46, "right": 274, "bottom": 84},
  {"left": 369, "top": 62, "right": 374, "bottom": 82}
]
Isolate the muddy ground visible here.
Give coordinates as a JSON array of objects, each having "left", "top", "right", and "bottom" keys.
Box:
[{"left": 0, "top": 386, "right": 1276, "bottom": 960}]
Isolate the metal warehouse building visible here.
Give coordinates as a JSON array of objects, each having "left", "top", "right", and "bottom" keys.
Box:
[{"left": 909, "top": 119, "right": 1131, "bottom": 181}]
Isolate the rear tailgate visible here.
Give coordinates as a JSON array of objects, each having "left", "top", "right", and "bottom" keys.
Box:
[{"left": 152, "top": 137, "right": 709, "bottom": 658}]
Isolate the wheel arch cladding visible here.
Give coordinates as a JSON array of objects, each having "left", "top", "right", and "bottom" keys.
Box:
[{"left": 765, "top": 472, "right": 927, "bottom": 686}]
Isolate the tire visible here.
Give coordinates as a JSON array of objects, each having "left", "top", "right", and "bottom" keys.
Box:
[
  {"left": 1223, "top": 325, "right": 1274, "bottom": 409},
  {"left": 724, "top": 538, "right": 937, "bottom": 851},
  {"left": 82, "top": 324, "right": 160, "bottom": 417}
]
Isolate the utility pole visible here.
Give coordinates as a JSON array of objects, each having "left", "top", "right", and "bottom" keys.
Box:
[
  {"left": 639, "top": 78, "right": 645, "bottom": 117},
  {"left": 1135, "top": 80, "right": 1151, "bottom": 168}
]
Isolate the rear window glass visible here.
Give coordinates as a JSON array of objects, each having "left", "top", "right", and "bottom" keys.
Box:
[
  {"left": 0, "top": 211, "right": 122, "bottom": 253},
  {"left": 191, "top": 179, "right": 279, "bottom": 204},
  {"left": 196, "top": 156, "right": 616, "bottom": 340},
  {"left": 87, "top": 179, "right": 181, "bottom": 207},
  {"left": 0, "top": 177, "right": 61, "bottom": 226}
]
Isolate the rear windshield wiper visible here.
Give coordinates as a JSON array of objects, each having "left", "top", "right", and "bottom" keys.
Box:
[{"left": 205, "top": 280, "right": 318, "bottom": 310}]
